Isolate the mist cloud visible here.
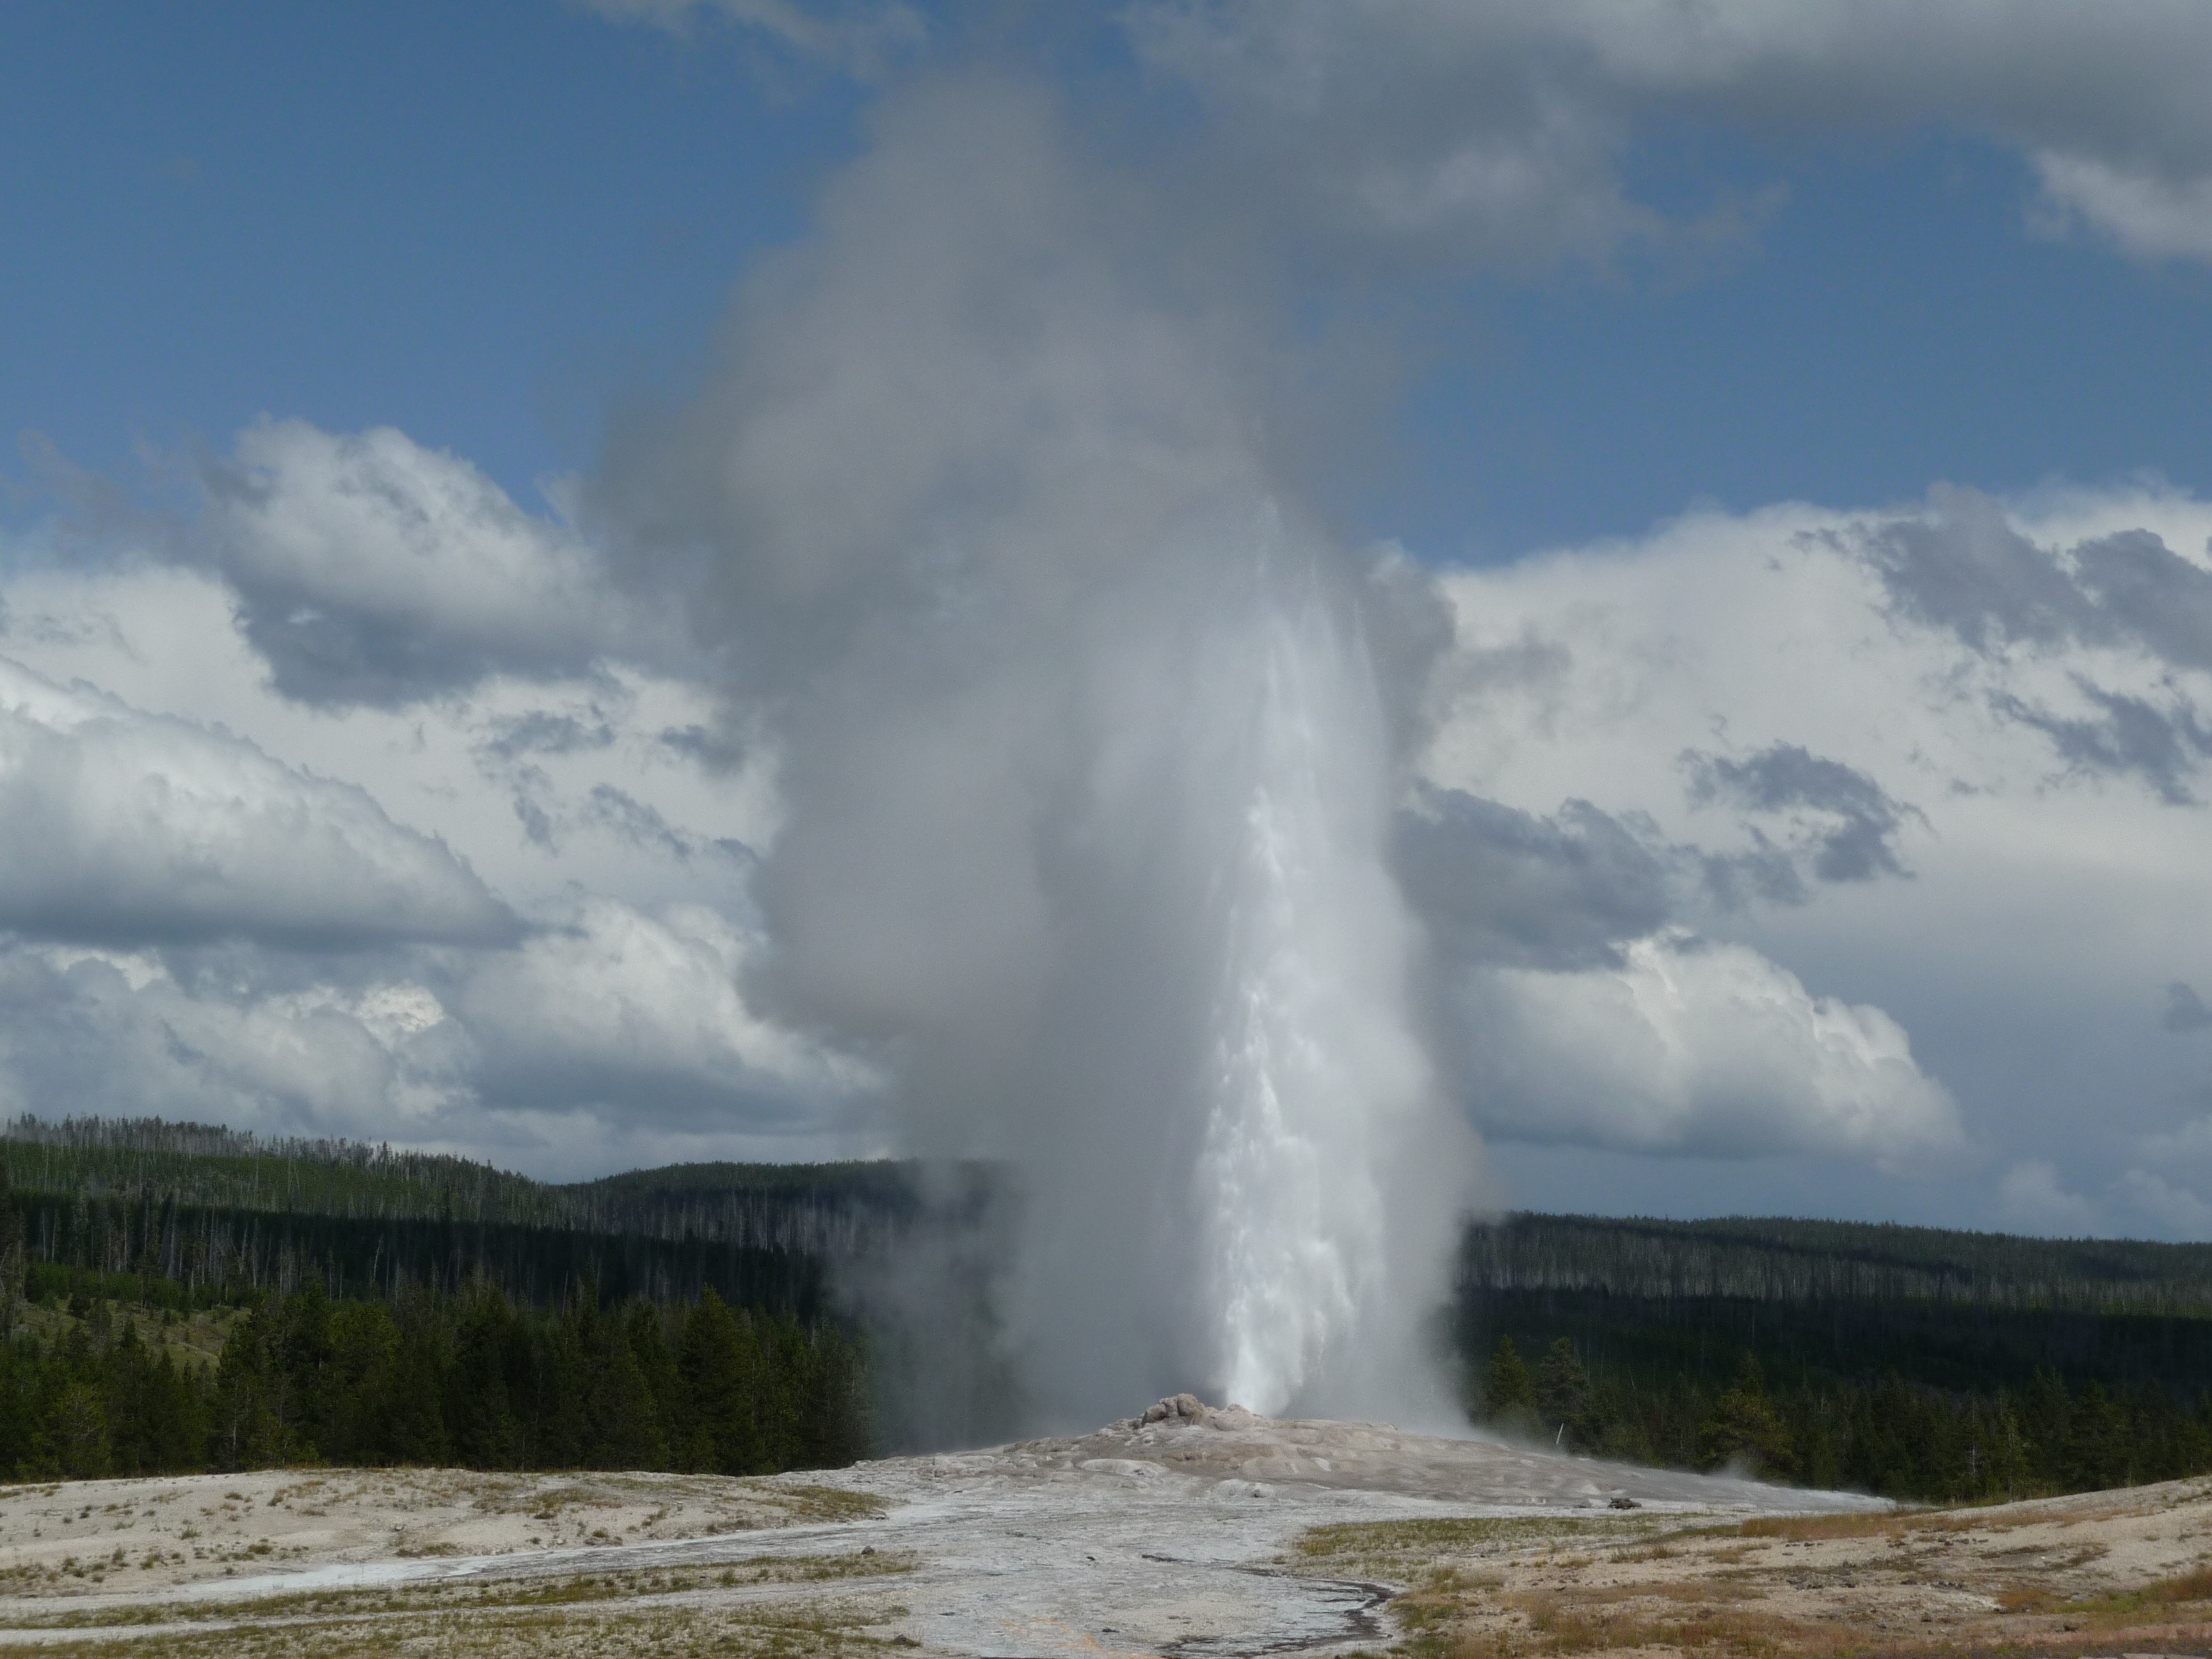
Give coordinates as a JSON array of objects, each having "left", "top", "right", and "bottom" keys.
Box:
[{"left": 595, "top": 77, "right": 1473, "bottom": 1427}]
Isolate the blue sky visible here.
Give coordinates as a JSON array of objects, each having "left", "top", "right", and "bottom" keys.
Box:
[
  {"left": 2, "top": 4, "right": 841, "bottom": 506},
  {"left": 13, "top": 6, "right": 2212, "bottom": 559},
  {"left": 7, "top": 1, "right": 2212, "bottom": 1333}
]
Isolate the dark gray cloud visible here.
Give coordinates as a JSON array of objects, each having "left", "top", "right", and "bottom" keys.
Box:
[
  {"left": 582, "top": 784, "right": 753, "bottom": 865},
  {"left": 479, "top": 711, "right": 618, "bottom": 764},
  {"left": 1992, "top": 682, "right": 2212, "bottom": 805},
  {"left": 1854, "top": 492, "right": 2212, "bottom": 799},
  {"left": 1695, "top": 837, "right": 1811, "bottom": 911},
  {"left": 1684, "top": 742, "right": 1918, "bottom": 883},
  {"left": 2162, "top": 981, "right": 2212, "bottom": 1033},
  {"left": 2072, "top": 529, "right": 2212, "bottom": 673},
  {"left": 1860, "top": 486, "right": 2098, "bottom": 652},
  {"left": 1391, "top": 787, "right": 1670, "bottom": 972},
  {"left": 1861, "top": 489, "right": 2212, "bottom": 675}
]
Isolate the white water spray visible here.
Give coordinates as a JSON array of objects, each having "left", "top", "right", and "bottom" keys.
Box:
[
  {"left": 601, "top": 79, "right": 1479, "bottom": 1436},
  {"left": 1198, "top": 590, "right": 1443, "bottom": 1415}
]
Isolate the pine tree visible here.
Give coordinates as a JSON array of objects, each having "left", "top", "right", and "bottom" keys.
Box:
[
  {"left": 0, "top": 1159, "right": 25, "bottom": 1338},
  {"left": 1537, "top": 1336, "right": 1594, "bottom": 1448},
  {"left": 681, "top": 1288, "right": 764, "bottom": 1475},
  {"left": 1486, "top": 1336, "right": 1535, "bottom": 1409},
  {"left": 1697, "top": 1352, "right": 1795, "bottom": 1479}
]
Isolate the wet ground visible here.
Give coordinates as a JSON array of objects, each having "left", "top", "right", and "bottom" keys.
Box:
[{"left": 0, "top": 1403, "right": 1888, "bottom": 1656}]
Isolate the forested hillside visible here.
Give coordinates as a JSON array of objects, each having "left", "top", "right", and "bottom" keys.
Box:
[
  {"left": 0, "top": 1121, "right": 884, "bottom": 1482},
  {"left": 1456, "top": 1213, "right": 2212, "bottom": 1502},
  {"left": 9, "top": 1116, "right": 2212, "bottom": 1502},
  {"left": 1461, "top": 1211, "right": 2212, "bottom": 1315},
  {"left": 0, "top": 1116, "right": 942, "bottom": 1310}
]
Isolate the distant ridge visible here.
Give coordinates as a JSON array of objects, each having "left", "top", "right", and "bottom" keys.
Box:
[
  {"left": 1462, "top": 1211, "right": 2212, "bottom": 1317},
  {"left": 10, "top": 1114, "right": 2210, "bottom": 1316},
  {"left": 0, "top": 1114, "right": 946, "bottom": 1308}
]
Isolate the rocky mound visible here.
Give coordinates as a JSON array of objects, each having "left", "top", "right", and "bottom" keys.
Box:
[{"left": 976, "top": 1395, "right": 1887, "bottom": 1513}]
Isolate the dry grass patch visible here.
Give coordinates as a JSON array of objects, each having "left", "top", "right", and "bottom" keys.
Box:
[
  {"left": 3, "top": 1551, "right": 918, "bottom": 1633},
  {"left": 1295, "top": 1515, "right": 1656, "bottom": 1575},
  {"left": 9, "top": 1594, "right": 907, "bottom": 1658}
]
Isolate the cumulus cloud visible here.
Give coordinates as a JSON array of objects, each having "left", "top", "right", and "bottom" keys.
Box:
[
  {"left": 1126, "top": 1, "right": 2212, "bottom": 268},
  {"left": 0, "top": 899, "right": 867, "bottom": 1164},
  {"left": 0, "top": 654, "right": 512, "bottom": 949},
  {"left": 1997, "top": 1149, "right": 2212, "bottom": 1240},
  {"left": 1856, "top": 486, "right": 2212, "bottom": 675},
  {"left": 193, "top": 421, "right": 662, "bottom": 707},
  {"left": 1426, "top": 480, "right": 2212, "bottom": 1233},
  {"left": 1457, "top": 931, "right": 1963, "bottom": 1167},
  {"left": 457, "top": 897, "right": 864, "bottom": 1125},
  {"left": 1998, "top": 1160, "right": 2101, "bottom": 1234},
  {"left": 1843, "top": 486, "right": 2212, "bottom": 799},
  {"left": 1857, "top": 485, "right": 2099, "bottom": 653},
  {"left": 0, "top": 945, "right": 469, "bottom": 1137}
]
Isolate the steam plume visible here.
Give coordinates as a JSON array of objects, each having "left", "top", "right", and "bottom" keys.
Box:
[{"left": 598, "top": 78, "right": 1479, "bottom": 1431}]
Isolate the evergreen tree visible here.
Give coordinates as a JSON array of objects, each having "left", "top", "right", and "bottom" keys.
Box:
[
  {"left": 1537, "top": 1336, "right": 1595, "bottom": 1448},
  {"left": 1697, "top": 1353, "right": 1795, "bottom": 1478},
  {"left": 33, "top": 1379, "right": 113, "bottom": 1480},
  {"left": 578, "top": 1301, "right": 666, "bottom": 1471},
  {"left": 682, "top": 1288, "right": 764, "bottom": 1475},
  {"left": 1484, "top": 1335, "right": 1537, "bottom": 1427},
  {"left": 447, "top": 1284, "right": 525, "bottom": 1470},
  {"left": 0, "top": 1159, "right": 25, "bottom": 1338}
]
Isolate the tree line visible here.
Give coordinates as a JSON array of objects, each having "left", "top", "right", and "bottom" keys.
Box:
[
  {"left": 1476, "top": 1333, "right": 2212, "bottom": 1502},
  {"left": 0, "top": 1162, "right": 870, "bottom": 1482},
  {"left": 1463, "top": 1212, "right": 2212, "bottom": 1317},
  {"left": 0, "top": 1279, "right": 869, "bottom": 1483}
]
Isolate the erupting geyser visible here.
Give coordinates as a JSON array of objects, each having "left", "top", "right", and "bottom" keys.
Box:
[
  {"left": 600, "top": 79, "right": 1480, "bottom": 1436},
  {"left": 1196, "top": 588, "right": 1454, "bottom": 1417}
]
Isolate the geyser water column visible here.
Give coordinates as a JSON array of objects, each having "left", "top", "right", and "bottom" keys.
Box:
[
  {"left": 597, "top": 77, "right": 1478, "bottom": 1435},
  {"left": 1198, "top": 586, "right": 1447, "bottom": 1416}
]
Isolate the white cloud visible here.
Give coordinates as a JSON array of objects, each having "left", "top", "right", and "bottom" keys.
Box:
[
  {"left": 1996, "top": 1157, "right": 2212, "bottom": 1240},
  {"left": 457, "top": 897, "right": 875, "bottom": 1123},
  {"left": 0, "top": 905, "right": 871, "bottom": 1168},
  {"left": 1997, "top": 1160, "right": 2099, "bottom": 1233},
  {"left": 0, "top": 559, "right": 776, "bottom": 920},
  {"left": 2033, "top": 150, "right": 2212, "bottom": 264},
  {"left": 0, "top": 945, "right": 470, "bottom": 1138},
  {"left": 2108, "top": 1167, "right": 2212, "bottom": 1237},
  {"left": 195, "top": 421, "right": 669, "bottom": 706},
  {"left": 0, "top": 653, "right": 511, "bottom": 949},
  {"left": 1460, "top": 931, "right": 1962, "bottom": 1166},
  {"left": 1423, "top": 482, "right": 2212, "bottom": 1231}
]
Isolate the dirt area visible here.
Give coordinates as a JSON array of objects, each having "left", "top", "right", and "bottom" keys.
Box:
[
  {"left": 0, "top": 1403, "right": 2201, "bottom": 1658},
  {"left": 0, "top": 1466, "right": 877, "bottom": 1598},
  {"left": 1328, "top": 1475, "right": 2212, "bottom": 1658}
]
